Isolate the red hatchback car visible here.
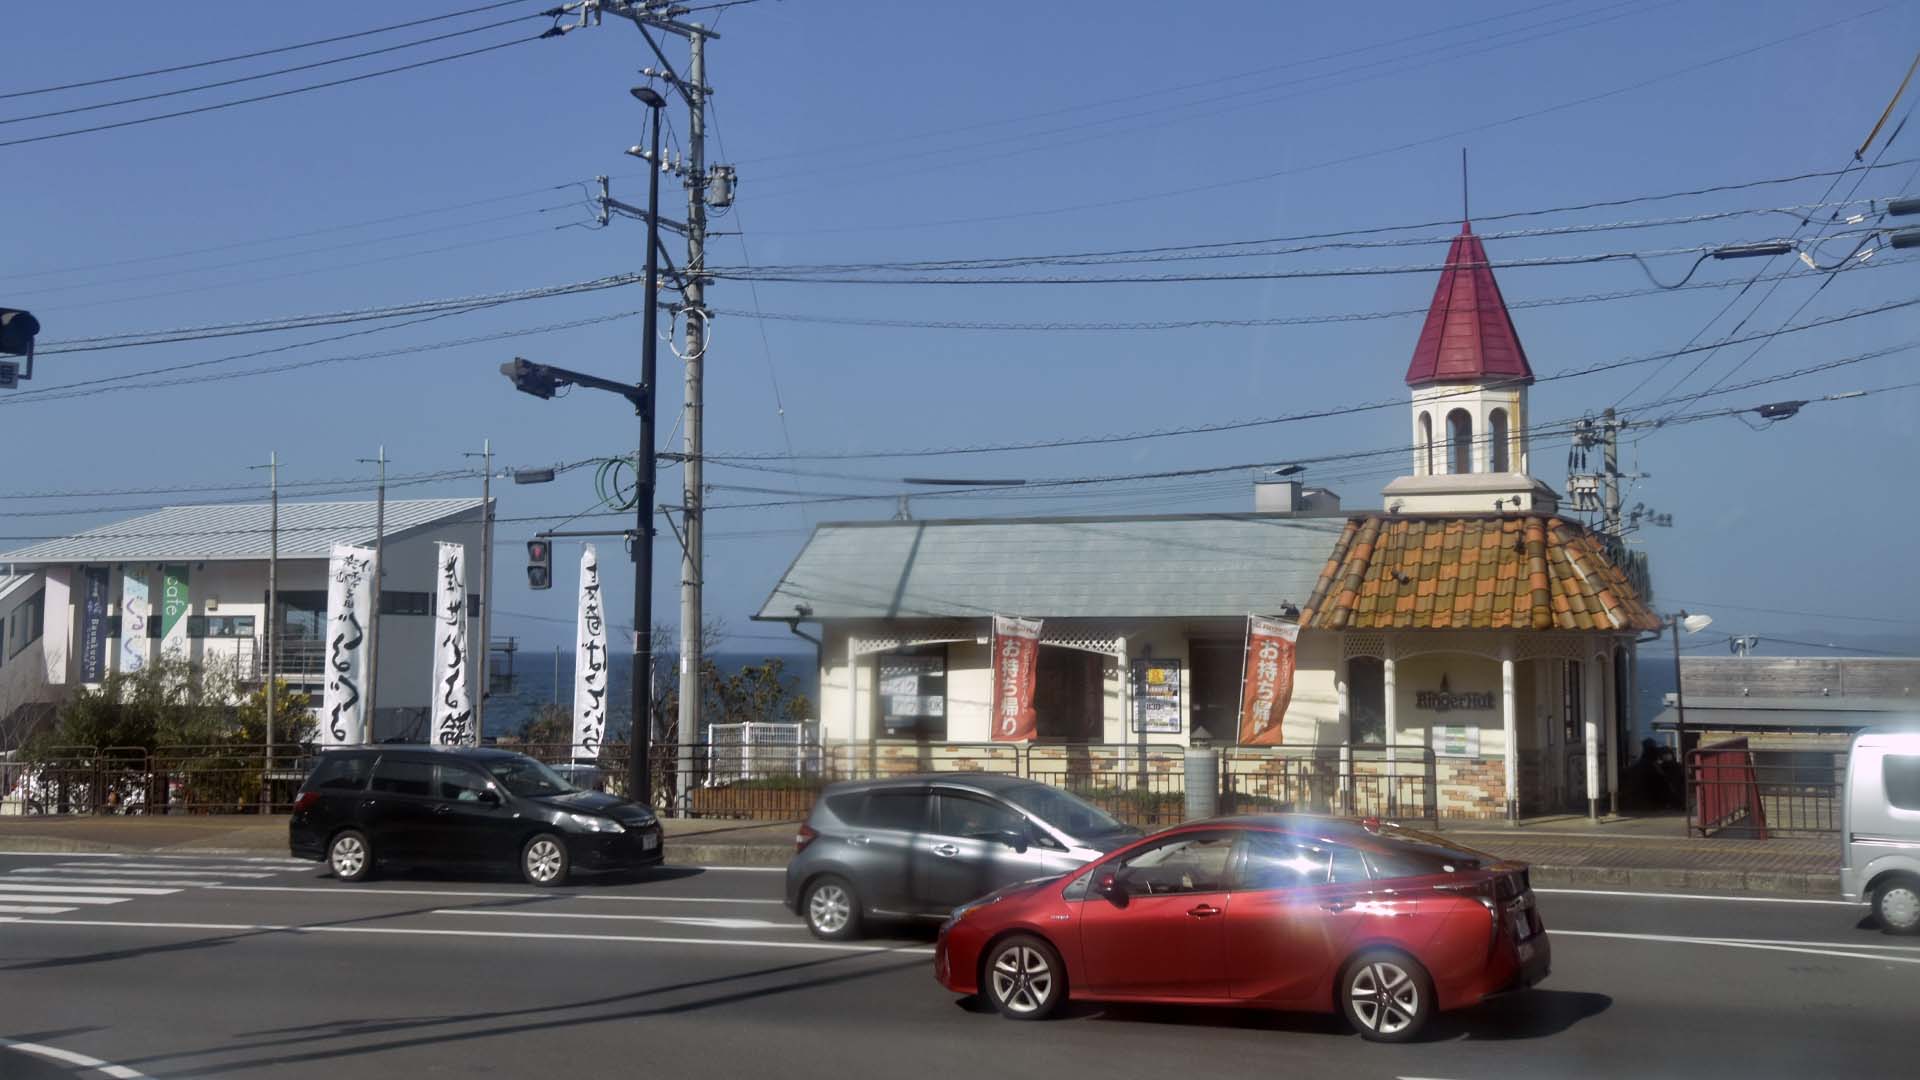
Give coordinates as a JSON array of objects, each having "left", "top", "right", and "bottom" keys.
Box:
[{"left": 935, "top": 815, "right": 1548, "bottom": 1042}]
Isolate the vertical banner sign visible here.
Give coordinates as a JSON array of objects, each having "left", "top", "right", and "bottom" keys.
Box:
[
  {"left": 989, "top": 615, "right": 1044, "bottom": 742},
  {"left": 79, "top": 567, "right": 110, "bottom": 683},
  {"left": 320, "top": 545, "right": 375, "bottom": 746},
  {"left": 1237, "top": 615, "right": 1300, "bottom": 746},
  {"left": 159, "top": 564, "right": 190, "bottom": 656},
  {"left": 430, "top": 542, "right": 473, "bottom": 746},
  {"left": 119, "top": 569, "right": 149, "bottom": 674},
  {"left": 572, "top": 545, "right": 608, "bottom": 759}
]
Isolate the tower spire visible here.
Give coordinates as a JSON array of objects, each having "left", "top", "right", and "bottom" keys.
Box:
[{"left": 1461, "top": 147, "right": 1470, "bottom": 227}]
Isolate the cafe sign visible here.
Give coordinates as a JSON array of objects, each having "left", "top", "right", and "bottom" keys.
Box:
[{"left": 1414, "top": 675, "right": 1493, "bottom": 713}]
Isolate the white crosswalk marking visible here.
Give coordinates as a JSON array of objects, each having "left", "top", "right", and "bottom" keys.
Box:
[
  {"left": 0, "top": 882, "right": 180, "bottom": 895},
  {"left": 0, "top": 903, "right": 79, "bottom": 915},
  {"left": 19, "top": 867, "right": 276, "bottom": 879},
  {"left": 53, "top": 861, "right": 291, "bottom": 873},
  {"left": 3, "top": 875, "right": 230, "bottom": 888},
  {"left": 0, "top": 855, "right": 310, "bottom": 919},
  {"left": 0, "top": 893, "right": 134, "bottom": 906}
]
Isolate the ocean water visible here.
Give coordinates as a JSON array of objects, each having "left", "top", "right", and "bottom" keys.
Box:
[{"left": 482, "top": 649, "right": 816, "bottom": 741}]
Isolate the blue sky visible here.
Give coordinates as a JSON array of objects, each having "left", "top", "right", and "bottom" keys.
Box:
[{"left": 3, "top": 0, "right": 1917, "bottom": 657}]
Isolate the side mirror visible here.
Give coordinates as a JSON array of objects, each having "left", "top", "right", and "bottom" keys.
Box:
[
  {"left": 995, "top": 830, "right": 1029, "bottom": 854},
  {"left": 479, "top": 788, "right": 502, "bottom": 807},
  {"left": 1095, "top": 871, "right": 1123, "bottom": 902}
]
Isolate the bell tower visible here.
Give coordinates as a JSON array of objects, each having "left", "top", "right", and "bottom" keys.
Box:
[{"left": 1383, "top": 220, "right": 1559, "bottom": 515}]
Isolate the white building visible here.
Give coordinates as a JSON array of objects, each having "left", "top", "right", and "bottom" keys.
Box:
[{"left": 0, "top": 498, "right": 488, "bottom": 745}]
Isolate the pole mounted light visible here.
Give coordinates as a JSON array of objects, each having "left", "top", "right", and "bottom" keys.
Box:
[{"left": 1670, "top": 608, "right": 1714, "bottom": 804}]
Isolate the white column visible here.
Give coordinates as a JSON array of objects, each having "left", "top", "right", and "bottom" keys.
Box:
[
  {"left": 1502, "top": 655, "right": 1518, "bottom": 822},
  {"left": 1585, "top": 652, "right": 1604, "bottom": 819},
  {"left": 844, "top": 636, "right": 859, "bottom": 744},
  {"left": 1336, "top": 658, "right": 1353, "bottom": 814},
  {"left": 41, "top": 567, "right": 73, "bottom": 686},
  {"left": 1604, "top": 646, "right": 1621, "bottom": 815},
  {"left": 1382, "top": 654, "right": 1398, "bottom": 812}
]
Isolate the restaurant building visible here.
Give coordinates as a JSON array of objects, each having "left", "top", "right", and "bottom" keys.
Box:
[{"left": 758, "top": 222, "right": 1660, "bottom": 819}]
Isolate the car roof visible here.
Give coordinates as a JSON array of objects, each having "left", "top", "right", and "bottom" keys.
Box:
[
  {"left": 322, "top": 744, "right": 534, "bottom": 761},
  {"left": 1853, "top": 726, "right": 1920, "bottom": 749},
  {"left": 822, "top": 772, "right": 1037, "bottom": 796}
]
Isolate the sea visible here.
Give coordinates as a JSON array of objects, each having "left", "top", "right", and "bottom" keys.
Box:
[{"left": 481, "top": 649, "right": 817, "bottom": 742}]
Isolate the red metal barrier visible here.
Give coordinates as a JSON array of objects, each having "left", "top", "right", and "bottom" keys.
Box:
[{"left": 1687, "top": 738, "right": 1770, "bottom": 839}]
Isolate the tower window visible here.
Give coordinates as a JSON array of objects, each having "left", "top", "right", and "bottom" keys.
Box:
[
  {"left": 1489, "top": 408, "right": 1510, "bottom": 472},
  {"left": 1417, "top": 412, "right": 1433, "bottom": 475},
  {"left": 1447, "top": 409, "right": 1473, "bottom": 474}
]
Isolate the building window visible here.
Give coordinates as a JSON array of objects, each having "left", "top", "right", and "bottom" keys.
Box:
[
  {"left": 377, "top": 591, "right": 482, "bottom": 616},
  {"left": 1349, "top": 657, "right": 1385, "bottom": 745},
  {"left": 1447, "top": 409, "right": 1474, "bottom": 474},
  {"left": 1035, "top": 647, "right": 1104, "bottom": 741},
  {"left": 876, "top": 645, "right": 946, "bottom": 740},
  {"left": 185, "top": 615, "right": 257, "bottom": 639},
  {"left": 1489, "top": 408, "right": 1510, "bottom": 472},
  {"left": 1886, "top": 755, "right": 1920, "bottom": 812},
  {"left": 1563, "top": 660, "right": 1584, "bottom": 746},
  {"left": 1417, "top": 411, "right": 1434, "bottom": 475},
  {"left": 6, "top": 590, "right": 44, "bottom": 659}
]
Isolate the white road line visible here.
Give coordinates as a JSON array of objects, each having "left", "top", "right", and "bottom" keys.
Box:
[
  {"left": 1697, "top": 935, "right": 1920, "bottom": 953},
  {"left": 683, "top": 865, "right": 786, "bottom": 873},
  {"left": 0, "top": 1036, "right": 152, "bottom": 1079},
  {"left": 0, "top": 893, "right": 130, "bottom": 906},
  {"left": 1552, "top": 929, "right": 1920, "bottom": 965},
  {"left": 53, "top": 861, "right": 300, "bottom": 873},
  {"left": 0, "top": 903, "right": 78, "bottom": 914},
  {"left": 17, "top": 867, "right": 275, "bottom": 879},
  {"left": 1, "top": 875, "right": 228, "bottom": 888},
  {"left": 6, "top": 916, "right": 935, "bottom": 954},
  {"left": 0, "top": 882, "right": 180, "bottom": 895},
  {"left": 0, "top": 850, "right": 305, "bottom": 865},
  {"left": 432, "top": 909, "right": 796, "bottom": 930},
  {"left": 1535, "top": 888, "right": 1859, "bottom": 906},
  {"left": 209, "top": 884, "right": 785, "bottom": 904}
]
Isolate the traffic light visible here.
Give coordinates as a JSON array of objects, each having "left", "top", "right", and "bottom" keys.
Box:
[
  {"left": 0, "top": 307, "right": 38, "bottom": 389},
  {"left": 526, "top": 539, "right": 552, "bottom": 590}
]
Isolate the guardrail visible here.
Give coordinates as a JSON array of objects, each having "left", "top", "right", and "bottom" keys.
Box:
[{"left": 1686, "top": 740, "right": 1844, "bottom": 837}]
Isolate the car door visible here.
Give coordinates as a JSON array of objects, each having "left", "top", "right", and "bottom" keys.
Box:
[
  {"left": 1076, "top": 829, "right": 1237, "bottom": 1000},
  {"left": 364, "top": 756, "right": 436, "bottom": 860},
  {"left": 1224, "top": 831, "right": 1370, "bottom": 1003},
  {"left": 847, "top": 787, "right": 932, "bottom": 915},
  {"left": 426, "top": 763, "right": 513, "bottom": 864},
  {"left": 916, "top": 791, "right": 1079, "bottom": 913}
]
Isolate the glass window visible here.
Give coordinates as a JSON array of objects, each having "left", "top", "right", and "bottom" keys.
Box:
[
  {"left": 1489, "top": 408, "right": 1511, "bottom": 472},
  {"left": 859, "top": 790, "right": 929, "bottom": 832},
  {"left": 306, "top": 753, "right": 373, "bottom": 792},
  {"left": 1034, "top": 647, "right": 1103, "bottom": 741},
  {"left": 1447, "top": 409, "right": 1473, "bottom": 474},
  {"left": 876, "top": 645, "right": 946, "bottom": 741},
  {"left": 1886, "top": 755, "right": 1920, "bottom": 812},
  {"left": 999, "top": 782, "right": 1128, "bottom": 840},
  {"left": 369, "top": 757, "right": 432, "bottom": 797},
  {"left": 186, "top": 615, "right": 257, "bottom": 639},
  {"left": 1114, "top": 831, "right": 1235, "bottom": 896},
  {"left": 1349, "top": 657, "right": 1385, "bottom": 746},
  {"left": 7, "top": 590, "right": 44, "bottom": 658},
  {"left": 483, "top": 755, "right": 577, "bottom": 798},
  {"left": 1237, "top": 833, "right": 1370, "bottom": 890},
  {"left": 1362, "top": 827, "right": 1491, "bottom": 879},
  {"left": 934, "top": 792, "right": 1026, "bottom": 840},
  {"left": 436, "top": 765, "right": 494, "bottom": 803}
]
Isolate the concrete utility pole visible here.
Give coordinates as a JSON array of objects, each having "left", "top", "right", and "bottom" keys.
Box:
[
  {"left": 677, "top": 22, "right": 710, "bottom": 784},
  {"left": 251, "top": 451, "right": 278, "bottom": 807},
  {"left": 1600, "top": 407, "right": 1622, "bottom": 540},
  {"left": 359, "top": 446, "right": 388, "bottom": 741},
  {"left": 466, "top": 440, "right": 495, "bottom": 744}
]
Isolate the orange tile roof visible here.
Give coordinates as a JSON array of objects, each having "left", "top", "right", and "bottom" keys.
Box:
[{"left": 1301, "top": 514, "right": 1659, "bottom": 633}]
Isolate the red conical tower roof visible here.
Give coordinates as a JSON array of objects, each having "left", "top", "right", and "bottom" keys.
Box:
[{"left": 1404, "top": 222, "right": 1534, "bottom": 386}]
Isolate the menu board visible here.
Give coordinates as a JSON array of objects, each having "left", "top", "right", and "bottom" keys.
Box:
[
  {"left": 1132, "top": 659, "right": 1182, "bottom": 733},
  {"left": 879, "top": 653, "right": 945, "bottom": 734}
]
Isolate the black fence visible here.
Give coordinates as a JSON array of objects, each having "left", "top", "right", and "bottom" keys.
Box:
[{"left": 1686, "top": 741, "right": 1844, "bottom": 837}]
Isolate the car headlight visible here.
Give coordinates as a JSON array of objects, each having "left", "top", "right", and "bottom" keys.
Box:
[
  {"left": 564, "top": 812, "right": 625, "bottom": 834},
  {"left": 950, "top": 896, "right": 1001, "bottom": 923}
]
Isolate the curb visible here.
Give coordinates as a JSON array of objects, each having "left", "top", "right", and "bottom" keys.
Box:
[
  {"left": 669, "top": 842, "right": 789, "bottom": 868},
  {"left": 0, "top": 836, "right": 289, "bottom": 857},
  {"left": 1527, "top": 864, "right": 1842, "bottom": 898}
]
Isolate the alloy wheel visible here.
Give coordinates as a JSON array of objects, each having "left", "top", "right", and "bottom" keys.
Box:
[
  {"left": 1349, "top": 960, "right": 1421, "bottom": 1035},
  {"left": 1883, "top": 884, "right": 1920, "bottom": 931},
  {"left": 808, "top": 884, "right": 851, "bottom": 934},
  {"left": 526, "top": 839, "right": 564, "bottom": 883},
  {"left": 990, "top": 944, "right": 1054, "bottom": 1015},
  {"left": 329, "top": 836, "right": 365, "bottom": 878}
]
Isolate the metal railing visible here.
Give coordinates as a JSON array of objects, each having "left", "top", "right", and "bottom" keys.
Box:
[
  {"left": 1221, "top": 745, "right": 1440, "bottom": 824},
  {"left": 1686, "top": 740, "right": 1844, "bottom": 837}
]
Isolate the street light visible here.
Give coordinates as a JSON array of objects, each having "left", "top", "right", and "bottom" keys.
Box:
[
  {"left": 1670, "top": 609, "right": 1714, "bottom": 761},
  {"left": 497, "top": 85, "right": 668, "bottom": 810}
]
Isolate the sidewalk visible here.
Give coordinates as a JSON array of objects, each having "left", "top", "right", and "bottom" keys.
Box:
[{"left": 0, "top": 812, "right": 1842, "bottom": 896}]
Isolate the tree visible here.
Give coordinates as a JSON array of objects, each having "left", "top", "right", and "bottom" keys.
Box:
[
  {"left": 517, "top": 703, "right": 571, "bottom": 747},
  {"left": 712, "top": 657, "right": 813, "bottom": 729}
]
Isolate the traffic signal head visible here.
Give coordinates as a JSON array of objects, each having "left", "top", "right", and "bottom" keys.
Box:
[
  {"left": 0, "top": 308, "right": 37, "bottom": 358},
  {"left": 526, "top": 539, "right": 552, "bottom": 590}
]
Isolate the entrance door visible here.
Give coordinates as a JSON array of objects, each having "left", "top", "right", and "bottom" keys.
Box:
[
  {"left": 1034, "top": 647, "right": 1103, "bottom": 740},
  {"left": 1189, "top": 640, "right": 1242, "bottom": 744},
  {"left": 1563, "top": 660, "right": 1587, "bottom": 811}
]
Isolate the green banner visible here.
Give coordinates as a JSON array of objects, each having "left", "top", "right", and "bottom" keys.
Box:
[{"left": 160, "top": 564, "right": 190, "bottom": 647}]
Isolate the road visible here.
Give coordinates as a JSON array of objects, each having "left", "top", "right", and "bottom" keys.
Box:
[{"left": 0, "top": 849, "right": 1910, "bottom": 1079}]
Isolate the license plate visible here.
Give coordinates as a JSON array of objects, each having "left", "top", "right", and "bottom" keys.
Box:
[{"left": 642, "top": 834, "right": 659, "bottom": 851}]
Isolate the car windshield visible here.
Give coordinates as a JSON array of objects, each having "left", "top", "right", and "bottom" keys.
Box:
[
  {"left": 483, "top": 756, "right": 578, "bottom": 798},
  {"left": 999, "top": 783, "right": 1129, "bottom": 838}
]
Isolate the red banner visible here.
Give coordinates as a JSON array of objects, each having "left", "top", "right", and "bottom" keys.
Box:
[
  {"left": 1237, "top": 615, "right": 1299, "bottom": 746},
  {"left": 990, "top": 615, "right": 1043, "bottom": 742}
]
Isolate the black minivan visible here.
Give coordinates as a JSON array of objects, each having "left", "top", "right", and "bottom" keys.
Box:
[{"left": 289, "top": 745, "right": 664, "bottom": 886}]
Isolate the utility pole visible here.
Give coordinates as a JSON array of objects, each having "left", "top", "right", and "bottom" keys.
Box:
[
  {"left": 250, "top": 451, "right": 278, "bottom": 807},
  {"left": 358, "top": 446, "right": 388, "bottom": 742},
  {"left": 1600, "top": 407, "right": 1622, "bottom": 540},
  {"left": 465, "top": 439, "right": 495, "bottom": 745},
  {"left": 677, "top": 22, "right": 710, "bottom": 788}
]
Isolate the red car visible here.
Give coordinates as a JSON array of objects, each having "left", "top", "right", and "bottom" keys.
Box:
[{"left": 934, "top": 815, "right": 1548, "bottom": 1042}]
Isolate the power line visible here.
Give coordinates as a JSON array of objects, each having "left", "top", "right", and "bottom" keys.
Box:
[
  {"left": 1743, "top": 636, "right": 1913, "bottom": 657},
  {"left": 0, "top": 0, "right": 542, "bottom": 101},
  {"left": 1666, "top": 599, "right": 1917, "bottom": 627},
  {"left": 0, "top": 34, "right": 548, "bottom": 149},
  {"left": 0, "top": 12, "right": 548, "bottom": 127}
]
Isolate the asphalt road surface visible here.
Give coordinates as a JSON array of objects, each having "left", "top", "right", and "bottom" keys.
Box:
[{"left": 0, "top": 849, "right": 1911, "bottom": 1079}]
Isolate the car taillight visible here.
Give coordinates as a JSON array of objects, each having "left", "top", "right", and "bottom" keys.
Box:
[
  {"left": 795, "top": 823, "right": 818, "bottom": 853},
  {"left": 292, "top": 791, "right": 320, "bottom": 815}
]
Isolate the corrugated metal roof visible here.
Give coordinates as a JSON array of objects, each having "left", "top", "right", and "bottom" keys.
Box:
[
  {"left": 755, "top": 514, "right": 1347, "bottom": 621},
  {"left": 0, "top": 498, "right": 485, "bottom": 564}
]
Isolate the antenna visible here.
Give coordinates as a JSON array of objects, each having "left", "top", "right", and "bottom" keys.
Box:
[{"left": 1461, "top": 147, "right": 1470, "bottom": 225}]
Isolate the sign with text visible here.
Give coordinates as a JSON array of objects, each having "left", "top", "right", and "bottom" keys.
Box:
[
  {"left": 1132, "top": 659, "right": 1182, "bottom": 733},
  {"left": 319, "top": 545, "right": 374, "bottom": 746},
  {"left": 159, "top": 564, "right": 190, "bottom": 656},
  {"left": 1236, "top": 615, "right": 1298, "bottom": 746},
  {"left": 79, "top": 567, "right": 109, "bottom": 683},
  {"left": 572, "top": 545, "right": 609, "bottom": 759},
  {"left": 1432, "top": 724, "right": 1481, "bottom": 758},
  {"left": 119, "top": 569, "right": 149, "bottom": 674},
  {"left": 1415, "top": 675, "right": 1494, "bottom": 713},
  {"left": 989, "top": 615, "right": 1043, "bottom": 742},
  {"left": 430, "top": 542, "right": 473, "bottom": 747}
]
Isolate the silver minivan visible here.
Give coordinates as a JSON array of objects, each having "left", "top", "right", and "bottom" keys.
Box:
[
  {"left": 785, "top": 774, "right": 1139, "bottom": 940},
  {"left": 1839, "top": 726, "right": 1920, "bottom": 933}
]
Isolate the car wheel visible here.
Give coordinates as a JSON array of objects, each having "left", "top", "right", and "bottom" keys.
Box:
[
  {"left": 1339, "top": 949, "right": 1434, "bottom": 1043},
  {"left": 327, "top": 830, "right": 373, "bottom": 883},
  {"left": 1873, "top": 874, "right": 1920, "bottom": 934},
  {"left": 803, "top": 875, "right": 863, "bottom": 941},
  {"left": 984, "top": 934, "right": 1065, "bottom": 1021},
  {"left": 522, "top": 834, "right": 570, "bottom": 887}
]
